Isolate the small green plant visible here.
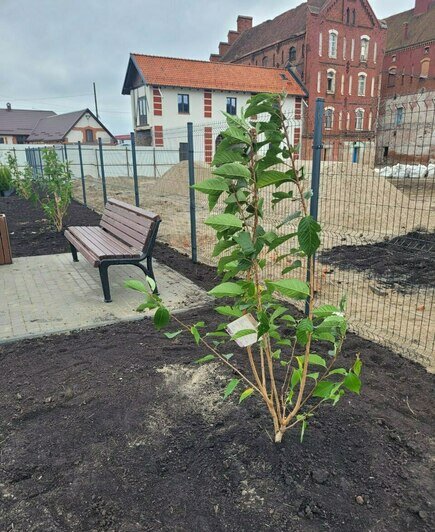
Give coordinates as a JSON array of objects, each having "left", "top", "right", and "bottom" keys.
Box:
[
  {"left": 0, "top": 164, "right": 12, "bottom": 194},
  {"left": 127, "top": 93, "right": 361, "bottom": 443},
  {"left": 37, "top": 148, "right": 73, "bottom": 231},
  {"left": 5, "top": 151, "right": 34, "bottom": 200}
]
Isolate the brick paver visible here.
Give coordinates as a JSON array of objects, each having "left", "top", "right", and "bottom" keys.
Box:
[{"left": 0, "top": 253, "right": 210, "bottom": 343}]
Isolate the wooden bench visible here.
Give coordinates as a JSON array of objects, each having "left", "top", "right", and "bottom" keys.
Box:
[{"left": 64, "top": 198, "right": 161, "bottom": 302}]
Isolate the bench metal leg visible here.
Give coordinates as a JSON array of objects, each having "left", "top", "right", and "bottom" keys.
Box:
[
  {"left": 70, "top": 243, "right": 79, "bottom": 262},
  {"left": 99, "top": 264, "right": 112, "bottom": 303},
  {"left": 136, "top": 261, "right": 158, "bottom": 294}
]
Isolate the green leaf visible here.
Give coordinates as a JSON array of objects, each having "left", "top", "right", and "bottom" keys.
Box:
[
  {"left": 124, "top": 279, "right": 149, "bottom": 294},
  {"left": 296, "top": 318, "right": 314, "bottom": 346},
  {"left": 192, "top": 178, "right": 229, "bottom": 194},
  {"left": 204, "top": 213, "right": 243, "bottom": 231},
  {"left": 222, "top": 127, "right": 250, "bottom": 145},
  {"left": 208, "top": 191, "right": 223, "bottom": 210},
  {"left": 267, "top": 278, "right": 309, "bottom": 300},
  {"left": 267, "top": 232, "right": 297, "bottom": 252},
  {"left": 353, "top": 357, "right": 362, "bottom": 377},
  {"left": 281, "top": 260, "right": 302, "bottom": 275},
  {"left": 164, "top": 330, "right": 183, "bottom": 339},
  {"left": 212, "top": 239, "right": 236, "bottom": 257},
  {"left": 223, "top": 378, "right": 240, "bottom": 399},
  {"left": 297, "top": 215, "right": 321, "bottom": 256},
  {"left": 312, "top": 381, "right": 336, "bottom": 398},
  {"left": 231, "top": 329, "right": 257, "bottom": 340},
  {"left": 195, "top": 354, "right": 215, "bottom": 364},
  {"left": 257, "top": 170, "right": 291, "bottom": 188},
  {"left": 344, "top": 372, "right": 361, "bottom": 394},
  {"left": 212, "top": 148, "right": 244, "bottom": 166},
  {"left": 191, "top": 326, "right": 201, "bottom": 345},
  {"left": 328, "top": 368, "right": 348, "bottom": 376},
  {"left": 154, "top": 307, "right": 170, "bottom": 330},
  {"left": 313, "top": 305, "right": 341, "bottom": 318},
  {"left": 213, "top": 162, "right": 251, "bottom": 180},
  {"left": 277, "top": 210, "right": 302, "bottom": 229},
  {"left": 215, "top": 306, "right": 243, "bottom": 318},
  {"left": 234, "top": 231, "right": 255, "bottom": 255},
  {"left": 296, "top": 354, "right": 327, "bottom": 368},
  {"left": 239, "top": 388, "right": 254, "bottom": 403},
  {"left": 208, "top": 282, "right": 243, "bottom": 297}
]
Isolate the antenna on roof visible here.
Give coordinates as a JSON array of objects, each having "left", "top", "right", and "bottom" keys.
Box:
[{"left": 93, "top": 82, "right": 99, "bottom": 119}]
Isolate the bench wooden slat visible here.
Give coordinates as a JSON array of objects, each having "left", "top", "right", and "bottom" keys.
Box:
[
  {"left": 102, "top": 210, "right": 152, "bottom": 244},
  {"left": 107, "top": 198, "right": 160, "bottom": 222},
  {"left": 105, "top": 203, "right": 152, "bottom": 228},
  {"left": 100, "top": 218, "right": 146, "bottom": 250},
  {"left": 65, "top": 230, "right": 100, "bottom": 266},
  {"left": 77, "top": 227, "right": 140, "bottom": 258},
  {"left": 68, "top": 227, "right": 117, "bottom": 259}
]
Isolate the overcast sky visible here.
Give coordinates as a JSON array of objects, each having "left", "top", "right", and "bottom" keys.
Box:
[{"left": 1, "top": 0, "right": 413, "bottom": 135}]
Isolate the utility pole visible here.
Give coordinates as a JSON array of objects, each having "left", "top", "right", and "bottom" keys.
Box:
[{"left": 93, "top": 82, "right": 99, "bottom": 119}]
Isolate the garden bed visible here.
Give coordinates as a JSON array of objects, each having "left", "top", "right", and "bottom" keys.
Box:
[
  {"left": 320, "top": 231, "right": 435, "bottom": 290},
  {"left": 0, "top": 196, "right": 434, "bottom": 530}
]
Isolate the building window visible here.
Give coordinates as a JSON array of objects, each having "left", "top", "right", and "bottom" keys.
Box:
[
  {"left": 424, "top": 46, "right": 430, "bottom": 54},
  {"left": 352, "top": 9, "right": 356, "bottom": 25},
  {"left": 358, "top": 73, "right": 367, "bottom": 96},
  {"left": 319, "top": 32, "right": 323, "bottom": 56},
  {"left": 360, "top": 37, "right": 370, "bottom": 61},
  {"left": 388, "top": 67, "right": 397, "bottom": 87},
  {"left": 273, "top": 53, "right": 276, "bottom": 66},
  {"left": 289, "top": 46, "right": 296, "bottom": 63},
  {"left": 85, "top": 129, "right": 94, "bottom": 142},
  {"left": 327, "top": 69, "right": 336, "bottom": 93},
  {"left": 0, "top": 137, "right": 4, "bottom": 144},
  {"left": 137, "top": 96, "right": 147, "bottom": 126},
  {"left": 346, "top": 7, "right": 350, "bottom": 24},
  {"left": 325, "top": 108, "right": 334, "bottom": 129},
  {"left": 329, "top": 31, "right": 338, "bottom": 58},
  {"left": 262, "top": 56, "right": 268, "bottom": 67},
  {"left": 396, "top": 107, "right": 404, "bottom": 126},
  {"left": 355, "top": 109, "right": 364, "bottom": 130},
  {"left": 420, "top": 58, "right": 430, "bottom": 78},
  {"left": 392, "top": 55, "right": 396, "bottom": 62},
  {"left": 226, "top": 97, "right": 237, "bottom": 115},
  {"left": 178, "top": 94, "right": 189, "bottom": 114}
]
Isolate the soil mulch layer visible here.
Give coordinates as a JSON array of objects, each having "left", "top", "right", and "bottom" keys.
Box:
[
  {"left": 0, "top": 196, "right": 434, "bottom": 531},
  {"left": 320, "top": 231, "right": 435, "bottom": 290}
]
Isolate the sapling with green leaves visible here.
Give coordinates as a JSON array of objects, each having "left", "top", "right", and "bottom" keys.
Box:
[
  {"left": 126, "top": 93, "right": 361, "bottom": 443},
  {"left": 5, "top": 151, "right": 33, "bottom": 200}
]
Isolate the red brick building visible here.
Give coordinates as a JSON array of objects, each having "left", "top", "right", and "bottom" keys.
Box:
[
  {"left": 210, "top": 0, "right": 387, "bottom": 162},
  {"left": 377, "top": 0, "right": 435, "bottom": 164}
]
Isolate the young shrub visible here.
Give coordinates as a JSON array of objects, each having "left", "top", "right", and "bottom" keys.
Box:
[
  {"left": 5, "top": 151, "right": 34, "bottom": 200},
  {"left": 127, "top": 93, "right": 361, "bottom": 443},
  {"left": 38, "top": 148, "right": 73, "bottom": 232},
  {"left": 0, "top": 164, "right": 13, "bottom": 196}
]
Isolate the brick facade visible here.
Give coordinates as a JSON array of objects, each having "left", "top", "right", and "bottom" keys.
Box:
[
  {"left": 204, "top": 126, "right": 213, "bottom": 163},
  {"left": 153, "top": 88, "right": 162, "bottom": 116},
  {"left": 154, "top": 125, "right": 163, "bottom": 147},
  {"left": 204, "top": 91, "right": 212, "bottom": 118}
]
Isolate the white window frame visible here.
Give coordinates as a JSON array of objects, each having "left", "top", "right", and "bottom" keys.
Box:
[
  {"left": 355, "top": 108, "right": 365, "bottom": 131},
  {"left": 351, "top": 38, "right": 355, "bottom": 61},
  {"left": 349, "top": 75, "right": 353, "bottom": 95},
  {"left": 319, "top": 32, "right": 323, "bottom": 57},
  {"left": 373, "top": 42, "right": 378, "bottom": 64},
  {"left": 317, "top": 71, "right": 322, "bottom": 93},
  {"left": 328, "top": 30, "right": 338, "bottom": 59},
  {"left": 371, "top": 77, "right": 375, "bottom": 97},
  {"left": 325, "top": 107, "right": 334, "bottom": 130},
  {"left": 360, "top": 35, "right": 370, "bottom": 62},
  {"left": 343, "top": 37, "right": 347, "bottom": 60},
  {"left": 341, "top": 74, "right": 345, "bottom": 95},
  {"left": 326, "top": 68, "right": 336, "bottom": 94},
  {"left": 358, "top": 72, "right": 367, "bottom": 96}
]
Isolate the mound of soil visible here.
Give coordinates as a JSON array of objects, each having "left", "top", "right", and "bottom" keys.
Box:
[{"left": 320, "top": 231, "right": 435, "bottom": 290}]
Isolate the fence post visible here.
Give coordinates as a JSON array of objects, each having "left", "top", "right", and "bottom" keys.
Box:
[
  {"left": 305, "top": 97, "right": 324, "bottom": 316},
  {"left": 187, "top": 122, "right": 198, "bottom": 263},
  {"left": 125, "top": 146, "right": 130, "bottom": 178},
  {"left": 63, "top": 144, "right": 68, "bottom": 162},
  {"left": 130, "top": 132, "right": 139, "bottom": 207},
  {"left": 37, "top": 147, "right": 43, "bottom": 177},
  {"left": 78, "top": 141, "right": 87, "bottom": 206},
  {"left": 98, "top": 138, "right": 107, "bottom": 205}
]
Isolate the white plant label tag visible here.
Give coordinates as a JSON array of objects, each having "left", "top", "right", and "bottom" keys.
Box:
[{"left": 226, "top": 313, "right": 259, "bottom": 347}]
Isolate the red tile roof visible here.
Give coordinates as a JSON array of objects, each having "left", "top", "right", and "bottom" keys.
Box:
[{"left": 124, "top": 53, "right": 305, "bottom": 96}]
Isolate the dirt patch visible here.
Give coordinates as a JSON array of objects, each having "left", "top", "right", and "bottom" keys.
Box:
[
  {"left": 320, "top": 231, "right": 435, "bottom": 290},
  {"left": 0, "top": 195, "right": 101, "bottom": 257},
  {"left": 0, "top": 308, "right": 434, "bottom": 531}
]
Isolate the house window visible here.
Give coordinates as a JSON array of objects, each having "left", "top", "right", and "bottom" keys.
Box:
[
  {"left": 178, "top": 94, "right": 189, "bottom": 114},
  {"left": 352, "top": 9, "right": 356, "bottom": 25},
  {"left": 360, "top": 37, "right": 370, "bottom": 61},
  {"left": 289, "top": 47, "right": 296, "bottom": 63},
  {"left": 424, "top": 46, "right": 430, "bottom": 54},
  {"left": 226, "top": 97, "right": 237, "bottom": 115},
  {"left": 327, "top": 69, "right": 336, "bottom": 93},
  {"left": 262, "top": 56, "right": 268, "bottom": 67},
  {"left": 0, "top": 137, "right": 4, "bottom": 144},
  {"left": 346, "top": 7, "right": 350, "bottom": 25},
  {"left": 138, "top": 96, "right": 147, "bottom": 125},
  {"left": 85, "top": 129, "right": 94, "bottom": 142},
  {"left": 420, "top": 58, "right": 430, "bottom": 78},
  {"left": 358, "top": 73, "right": 367, "bottom": 96},
  {"left": 388, "top": 67, "right": 397, "bottom": 87},
  {"left": 396, "top": 107, "right": 404, "bottom": 126},
  {"left": 325, "top": 108, "right": 334, "bottom": 129},
  {"left": 329, "top": 31, "right": 338, "bottom": 58},
  {"left": 273, "top": 53, "right": 276, "bottom": 66},
  {"left": 355, "top": 109, "right": 364, "bottom": 130}
]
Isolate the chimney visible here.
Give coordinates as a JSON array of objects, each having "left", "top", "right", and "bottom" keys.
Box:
[
  {"left": 403, "top": 22, "right": 409, "bottom": 39},
  {"left": 219, "top": 41, "right": 230, "bottom": 57},
  {"left": 414, "top": 0, "right": 434, "bottom": 15},
  {"left": 228, "top": 30, "right": 240, "bottom": 45},
  {"left": 237, "top": 15, "right": 253, "bottom": 34},
  {"left": 6, "top": 102, "right": 11, "bottom": 111},
  {"left": 210, "top": 53, "right": 221, "bottom": 63}
]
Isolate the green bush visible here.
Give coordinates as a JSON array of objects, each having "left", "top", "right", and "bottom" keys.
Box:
[{"left": 0, "top": 164, "right": 12, "bottom": 193}]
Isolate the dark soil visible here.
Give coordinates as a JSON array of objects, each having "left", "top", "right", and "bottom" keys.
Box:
[
  {"left": 320, "top": 232, "right": 435, "bottom": 290},
  {"left": 0, "top": 196, "right": 434, "bottom": 531}
]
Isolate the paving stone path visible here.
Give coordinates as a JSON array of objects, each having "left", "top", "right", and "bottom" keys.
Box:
[{"left": 0, "top": 253, "right": 210, "bottom": 343}]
